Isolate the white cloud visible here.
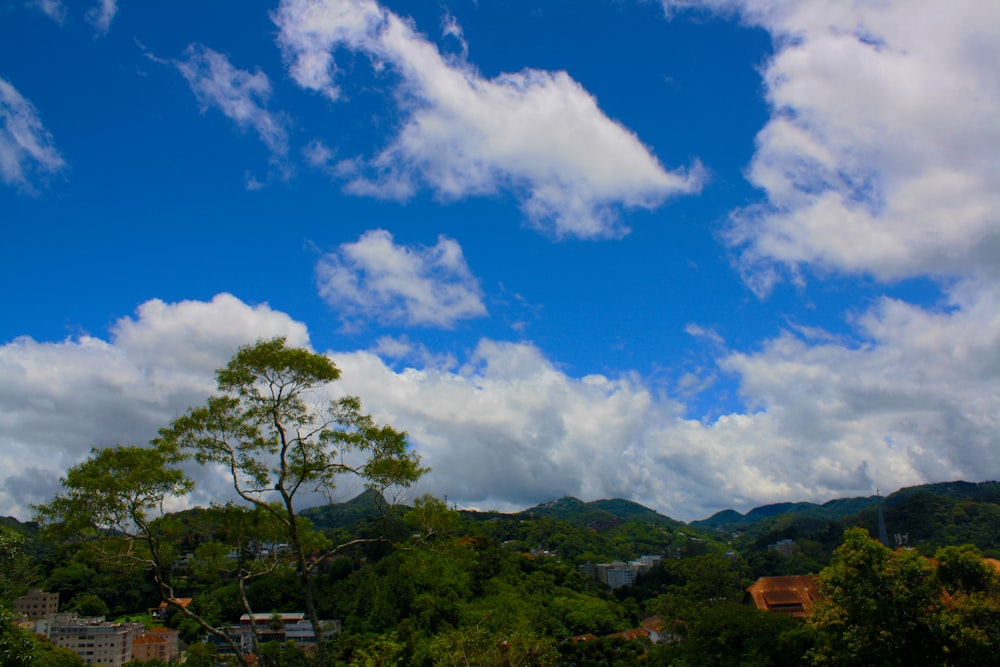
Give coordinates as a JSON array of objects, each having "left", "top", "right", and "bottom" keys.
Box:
[
  {"left": 0, "top": 77, "right": 65, "bottom": 193},
  {"left": 316, "top": 229, "right": 487, "bottom": 329},
  {"left": 0, "top": 294, "right": 307, "bottom": 520},
  {"left": 176, "top": 44, "right": 289, "bottom": 160},
  {"left": 1, "top": 291, "right": 995, "bottom": 522},
  {"left": 86, "top": 0, "right": 118, "bottom": 35},
  {"left": 275, "top": 0, "right": 704, "bottom": 238},
  {"left": 31, "top": 0, "right": 66, "bottom": 23},
  {"left": 335, "top": 282, "right": 1000, "bottom": 518},
  {"left": 666, "top": 0, "right": 1000, "bottom": 287}
]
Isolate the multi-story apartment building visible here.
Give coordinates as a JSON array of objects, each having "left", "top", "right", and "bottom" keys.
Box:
[
  {"left": 42, "top": 614, "right": 144, "bottom": 667},
  {"left": 583, "top": 555, "right": 665, "bottom": 590},
  {"left": 12, "top": 589, "right": 58, "bottom": 620}
]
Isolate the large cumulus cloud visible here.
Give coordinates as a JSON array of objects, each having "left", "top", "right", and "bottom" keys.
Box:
[
  {"left": 664, "top": 0, "right": 1000, "bottom": 289},
  {"left": 3, "top": 293, "right": 996, "bottom": 522}
]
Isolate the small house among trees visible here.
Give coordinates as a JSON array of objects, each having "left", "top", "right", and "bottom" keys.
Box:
[{"left": 744, "top": 574, "right": 821, "bottom": 618}]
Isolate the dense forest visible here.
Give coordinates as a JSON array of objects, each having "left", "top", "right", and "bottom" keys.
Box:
[
  {"left": 3, "top": 479, "right": 1000, "bottom": 666},
  {"left": 2, "top": 340, "right": 998, "bottom": 665}
]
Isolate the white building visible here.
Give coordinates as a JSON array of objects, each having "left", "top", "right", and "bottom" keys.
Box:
[
  {"left": 590, "top": 555, "right": 664, "bottom": 590},
  {"left": 603, "top": 563, "right": 639, "bottom": 589},
  {"left": 218, "top": 613, "right": 341, "bottom": 653},
  {"left": 41, "top": 614, "right": 144, "bottom": 667}
]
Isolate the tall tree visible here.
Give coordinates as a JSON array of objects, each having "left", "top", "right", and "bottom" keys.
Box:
[
  {"left": 808, "top": 527, "right": 942, "bottom": 665},
  {"left": 156, "top": 337, "right": 426, "bottom": 663}
]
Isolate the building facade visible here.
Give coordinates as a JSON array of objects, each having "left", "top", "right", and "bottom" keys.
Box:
[
  {"left": 583, "top": 555, "right": 664, "bottom": 590},
  {"left": 131, "top": 627, "right": 181, "bottom": 662},
  {"left": 212, "top": 613, "right": 342, "bottom": 653},
  {"left": 13, "top": 589, "right": 58, "bottom": 621},
  {"left": 42, "top": 614, "right": 144, "bottom": 667}
]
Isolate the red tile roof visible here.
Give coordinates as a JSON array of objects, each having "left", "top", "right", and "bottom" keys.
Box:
[{"left": 745, "top": 575, "right": 821, "bottom": 618}]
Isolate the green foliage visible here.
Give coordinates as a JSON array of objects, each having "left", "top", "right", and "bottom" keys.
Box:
[
  {"left": 937, "top": 590, "right": 1000, "bottom": 665},
  {"left": 429, "top": 626, "right": 560, "bottom": 667},
  {"left": 31, "top": 635, "right": 87, "bottom": 667},
  {"left": 66, "top": 592, "right": 108, "bottom": 617},
  {"left": 0, "top": 527, "right": 36, "bottom": 604},
  {"left": 661, "top": 602, "right": 811, "bottom": 667},
  {"left": 936, "top": 544, "right": 997, "bottom": 595},
  {"left": 808, "top": 527, "right": 943, "bottom": 665},
  {"left": 34, "top": 444, "right": 192, "bottom": 544},
  {"left": 183, "top": 641, "right": 221, "bottom": 667},
  {"left": 258, "top": 639, "right": 314, "bottom": 667},
  {"left": 156, "top": 337, "right": 426, "bottom": 665},
  {"left": 0, "top": 609, "right": 35, "bottom": 667},
  {"left": 558, "top": 636, "right": 650, "bottom": 667}
]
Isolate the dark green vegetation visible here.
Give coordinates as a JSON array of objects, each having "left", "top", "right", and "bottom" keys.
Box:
[
  {"left": 3, "top": 477, "right": 1000, "bottom": 665},
  {"left": 3, "top": 340, "right": 999, "bottom": 664}
]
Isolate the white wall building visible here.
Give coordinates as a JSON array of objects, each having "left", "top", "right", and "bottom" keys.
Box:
[{"left": 42, "top": 614, "right": 144, "bottom": 667}]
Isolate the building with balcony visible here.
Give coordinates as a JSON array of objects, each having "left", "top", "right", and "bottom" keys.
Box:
[{"left": 41, "top": 614, "right": 144, "bottom": 667}]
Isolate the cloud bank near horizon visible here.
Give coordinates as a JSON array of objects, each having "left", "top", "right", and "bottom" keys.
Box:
[{"left": 1, "top": 292, "right": 995, "bottom": 522}]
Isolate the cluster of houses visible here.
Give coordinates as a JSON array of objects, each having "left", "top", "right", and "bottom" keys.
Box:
[{"left": 11, "top": 589, "right": 337, "bottom": 666}]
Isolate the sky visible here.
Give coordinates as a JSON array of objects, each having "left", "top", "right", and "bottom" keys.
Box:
[{"left": 1, "top": 0, "right": 998, "bottom": 523}]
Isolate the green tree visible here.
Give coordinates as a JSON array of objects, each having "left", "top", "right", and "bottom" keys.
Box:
[
  {"left": 935, "top": 544, "right": 997, "bottom": 595},
  {"left": 66, "top": 592, "right": 108, "bottom": 617},
  {"left": 0, "top": 526, "right": 36, "bottom": 604},
  {"left": 0, "top": 609, "right": 35, "bottom": 667},
  {"left": 184, "top": 641, "right": 221, "bottom": 667},
  {"left": 668, "top": 602, "right": 810, "bottom": 667},
  {"left": 156, "top": 337, "right": 426, "bottom": 663},
  {"left": 938, "top": 591, "right": 1000, "bottom": 665},
  {"left": 808, "top": 527, "right": 943, "bottom": 665},
  {"left": 933, "top": 544, "right": 1000, "bottom": 664},
  {"left": 33, "top": 444, "right": 249, "bottom": 663}
]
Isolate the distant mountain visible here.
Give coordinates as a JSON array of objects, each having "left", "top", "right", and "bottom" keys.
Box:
[
  {"left": 518, "top": 496, "right": 681, "bottom": 529},
  {"left": 692, "top": 480, "right": 1000, "bottom": 535},
  {"left": 887, "top": 480, "right": 1000, "bottom": 505},
  {"left": 589, "top": 498, "right": 681, "bottom": 525},
  {"left": 0, "top": 515, "right": 39, "bottom": 538},
  {"left": 300, "top": 488, "right": 395, "bottom": 531},
  {"left": 692, "top": 496, "right": 879, "bottom": 531},
  {"left": 271, "top": 480, "right": 1000, "bottom": 549}
]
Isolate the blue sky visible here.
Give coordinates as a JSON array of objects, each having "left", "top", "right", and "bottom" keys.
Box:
[{"left": 1, "top": 0, "right": 997, "bottom": 521}]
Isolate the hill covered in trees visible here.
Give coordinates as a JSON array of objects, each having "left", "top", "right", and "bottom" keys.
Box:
[{"left": 4, "top": 478, "right": 1000, "bottom": 665}]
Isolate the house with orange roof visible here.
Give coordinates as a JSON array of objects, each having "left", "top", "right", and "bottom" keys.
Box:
[
  {"left": 149, "top": 598, "right": 193, "bottom": 620},
  {"left": 744, "top": 574, "right": 822, "bottom": 618},
  {"left": 131, "top": 626, "right": 180, "bottom": 662}
]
